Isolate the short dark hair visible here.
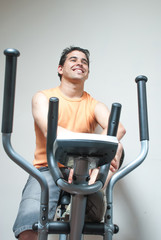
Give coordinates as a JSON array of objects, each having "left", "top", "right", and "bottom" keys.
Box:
[{"left": 58, "top": 46, "right": 90, "bottom": 80}]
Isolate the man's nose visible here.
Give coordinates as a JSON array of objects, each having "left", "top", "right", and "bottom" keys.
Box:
[{"left": 76, "top": 59, "right": 83, "bottom": 65}]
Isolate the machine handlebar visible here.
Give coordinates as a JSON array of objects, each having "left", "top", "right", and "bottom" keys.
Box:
[
  {"left": 107, "top": 103, "right": 121, "bottom": 137},
  {"left": 2, "top": 48, "right": 20, "bottom": 133},
  {"left": 47, "top": 98, "right": 64, "bottom": 182},
  {"left": 135, "top": 75, "right": 149, "bottom": 141}
]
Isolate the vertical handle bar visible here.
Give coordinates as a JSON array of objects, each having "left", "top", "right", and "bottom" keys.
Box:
[
  {"left": 47, "top": 97, "right": 59, "bottom": 146},
  {"left": 1, "top": 48, "right": 20, "bottom": 133},
  {"left": 107, "top": 103, "right": 122, "bottom": 137},
  {"left": 135, "top": 75, "right": 149, "bottom": 141},
  {"left": 47, "top": 97, "right": 64, "bottom": 182}
]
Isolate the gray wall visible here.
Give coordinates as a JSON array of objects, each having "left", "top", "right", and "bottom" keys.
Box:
[{"left": 0, "top": 0, "right": 161, "bottom": 239}]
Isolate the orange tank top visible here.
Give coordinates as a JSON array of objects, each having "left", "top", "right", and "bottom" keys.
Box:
[{"left": 33, "top": 87, "right": 98, "bottom": 168}]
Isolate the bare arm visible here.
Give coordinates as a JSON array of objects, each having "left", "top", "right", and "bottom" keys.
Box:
[{"left": 32, "top": 92, "right": 49, "bottom": 137}]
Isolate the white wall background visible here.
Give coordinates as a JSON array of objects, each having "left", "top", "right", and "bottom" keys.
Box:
[{"left": 0, "top": 0, "right": 161, "bottom": 239}]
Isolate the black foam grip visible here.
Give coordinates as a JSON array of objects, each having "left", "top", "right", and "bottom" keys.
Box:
[
  {"left": 107, "top": 103, "right": 122, "bottom": 137},
  {"left": 2, "top": 49, "right": 20, "bottom": 133},
  {"left": 47, "top": 97, "right": 63, "bottom": 181},
  {"left": 135, "top": 75, "right": 149, "bottom": 141},
  {"left": 47, "top": 97, "right": 59, "bottom": 145}
]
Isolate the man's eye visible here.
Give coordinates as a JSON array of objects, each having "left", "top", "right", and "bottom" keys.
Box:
[{"left": 82, "top": 61, "right": 88, "bottom": 65}]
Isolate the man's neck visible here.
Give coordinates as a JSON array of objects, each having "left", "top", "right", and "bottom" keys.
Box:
[{"left": 59, "top": 79, "right": 84, "bottom": 99}]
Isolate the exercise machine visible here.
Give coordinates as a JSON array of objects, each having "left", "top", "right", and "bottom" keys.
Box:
[{"left": 1, "top": 49, "right": 149, "bottom": 240}]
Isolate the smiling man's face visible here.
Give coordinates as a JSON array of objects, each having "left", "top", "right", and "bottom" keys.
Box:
[{"left": 58, "top": 50, "right": 89, "bottom": 82}]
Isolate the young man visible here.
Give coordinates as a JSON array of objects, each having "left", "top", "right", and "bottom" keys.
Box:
[{"left": 13, "top": 47, "right": 126, "bottom": 239}]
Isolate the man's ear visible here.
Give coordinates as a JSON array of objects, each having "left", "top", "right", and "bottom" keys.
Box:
[{"left": 58, "top": 65, "right": 63, "bottom": 75}]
